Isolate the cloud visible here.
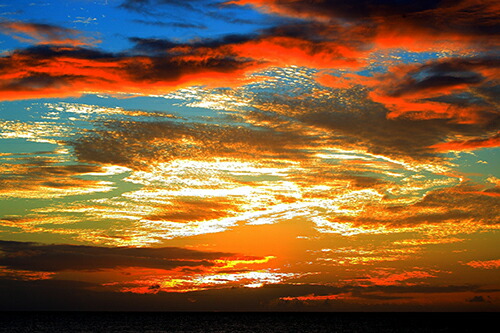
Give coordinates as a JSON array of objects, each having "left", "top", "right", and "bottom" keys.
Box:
[
  {"left": 129, "top": 21, "right": 367, "bottom": 68},
  {"left": 333, "top": 183, "right": 500, "bottom": 230},
  {"left": 0, "top": 21, "right": 99, "bottom": 46},
  {"left": 0, "top": 277, "right": 490, "bottom": 311},
  {"left": 227, "top": 0, "right": 500, "bottom": 50},
  {"left": 0, "top": 44, "right": 261, "bottom": 101},
  {"left": 230, "top": 26, "right": 366, "bottom": 69},
  {"left": 48, "top": 73, "right": 498, "bottom": 245},
  {"left": 7, "top": 10, "right": 497, "bottom": 102},
  {"left": 407, "top": 185, "right": 500, "bottom": 224},
  {"left": 144, "top": 198, "right": 242, "bottom": 222},
  {"left": 0, "top": 156, "right": 115, "bottom": 198},
  {"left": 464, "top": 259, "right": 500, "bottom": 269},
  {"left": 0, "top": 0, "right": 496, "bottom": 103},
  {"left": 353, "top": 270, "right": 438, "bottom": 287},
  {"left": 0, "top": 267, "right": 54, "bottom": 281},
  {"left": 304, "top": 178, "right": 499, "bottom": 239},
  {"left": 430, "top": 132, "right": 500, "bottom": 151},
  {"left": 466, "top": 295, "right": 489, "bottom": 303},
  {"left": 225, "top": 0, "right": 445, "bottom": 21},
  {"left": 0, "top": 16, "right": 379, "bottom": 101},
  {"left": 0, "top": 240, "right": 233, "bottom": 272},
  {"left": 0, "top": 241, "right": 289, "bottom": 297},
  {"left": 370, "top": 57, "right": 500, "bottom": 128},
  {"left": 250, "top": 84, "right": 494, "bottom": 161},
  {"left": 70, "top": 118, "right": 313, "bottom": 169},
  {"left": 162, "top": 68, "right": 495, "bottom": 165},
  {"left": 380, "top": 60, "right": 491, "bottom": 99},
  {"left": 128, "top": 33, "right": 255, "bottom": 56},
  {"left": 294, "top": 59, "right": 499, "bottom": 156}
]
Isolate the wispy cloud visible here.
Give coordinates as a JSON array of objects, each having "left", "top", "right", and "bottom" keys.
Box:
[{"left": 0, "top": 21, "right": 99, "bottom": 46}]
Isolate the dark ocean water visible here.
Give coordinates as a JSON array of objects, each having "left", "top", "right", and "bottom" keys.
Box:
[{"left": 0, "top": 312, "right": 494, "bottom": 332}]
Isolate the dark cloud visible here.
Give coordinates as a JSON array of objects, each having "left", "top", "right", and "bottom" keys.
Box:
[
  {"left": 70, "top": 119, "right": 314, "bottom": 169},
  {"left": 128, "top": 23, "right": 355, "bottom": 55},
  {"left": 228, "top": 0, "right": 500, "bottom": 43},
  {"left": 111, "top": 32, "right": 500, "bottom": 163},
  {"left": 1, "top": 2, "right": 497, "bottom": 102},
  {"left": 379, "top": 57, "right": 500, "bottom": 98},
  {"left": 128, "top": 33, "right": 255, "bottom": 55},
  {"left": 0, "top": 278, "right": 496, "bottom": 311},
  {"left": 253, "top": 86, "right": 494, "bottom": 160},
  {"left": 206, "top": 10, "right": 268, "bottom": 25},
  {"left": 357, "top": 284, "right": 488, "bottom": 294},
  {"left": 0, "top": 240, "right": 232, "bottom": 272},
  {"left": 128, "top": 37, "right": 182, "bottom": 54},
  {"left": 126, "top": 21, "right": 367, "bottom": 69},
  {"left": 0, "top": 18, "right": 372, "bottom": 101},
  {"left": 386, "top": 70, "right": 484, "bottom": 99},
  {"left": 250, "top": 49, "right": 500, "bottom": 157},
  {"left": 62, "top": 67, "right": 496, "bottom": 168},
  {"left": 227, "top": 0, "right": 444, "bottom": 21},
  {"left": 366, "top": 56, "right": 500, "bottom": 149},
  {"left": 466, "top": 295, "right": 489, "bottom": 303}
]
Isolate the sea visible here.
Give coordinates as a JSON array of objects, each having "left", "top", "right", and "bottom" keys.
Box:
[{"left": 0, "top": 312, "right": 495, "bottom": 332}]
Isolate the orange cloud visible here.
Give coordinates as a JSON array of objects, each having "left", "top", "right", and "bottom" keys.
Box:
[
  {"left": 232, "top": 36, "right": 363, "bottom": 69},
  {"left": 429, "top": 132, "right": 500, "bottom": 152},
  {"left": 0, "top": 266, "right": 55, "bottom": 281},
  {"left": 369, "top": 56, "right": 499, "bottom": 123},
  {"left": 464, "top": 259, "right": 500, "bottom": 269},
  {"left": 0, "top": 159, "right": 115, "bottom": 199},
  {"left": 4, "top": 2, "right": 493, "bottom": 103},
  {"left": 0, "top": 19, "right": 376, "bottom": 101},
  {"left": 99, "top": 255, "right": 285, "bottom": 294},
  {"left": 226, "top": 22, "right": 370, "bottom": 69},
  {"left": 359, "top": 270, "right": 437, "bottom": 286},
  {"left": 0, "top": 45, "right": 262, "bottom": 101}
]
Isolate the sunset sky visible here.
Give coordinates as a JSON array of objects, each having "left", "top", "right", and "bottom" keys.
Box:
[{"left": 0, "top": 0, "right": 499, "bottom": 311}]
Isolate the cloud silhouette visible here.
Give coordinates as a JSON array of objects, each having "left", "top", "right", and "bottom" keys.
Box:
[{"left": 0, "top": 240, "right": 233, "bottom": 272}]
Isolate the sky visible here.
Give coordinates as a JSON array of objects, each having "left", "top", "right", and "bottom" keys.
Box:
[{"left": 0, "top": 0, "right": 498, "bottom": 311}]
